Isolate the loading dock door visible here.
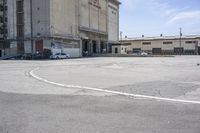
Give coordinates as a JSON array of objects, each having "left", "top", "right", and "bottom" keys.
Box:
[
  {"left": 115, "top": 48, "right": 118, "bottom": 54},
  {"left": 35, "top": 40, "right": 43, "bottom": 53},
  {"left": 174, "top": 47, "right": 184, "bottom": 55},
  {"left": 152, "top": 48, "right": 161, "bottom": 55},
  {"left": 17, "top": 42, "right": 24, "bottom": 54},
  {"left": 82, "top": 40, "right": 89, "bottom": 56},
  {"left": 93, "top": 42, "right": 97, "bottom": 53}
]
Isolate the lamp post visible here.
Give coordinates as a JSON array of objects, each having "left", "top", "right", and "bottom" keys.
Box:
[
  {"left": 179, "top": 27, "right": 182, "bottom": 55},
  {"left": 120, "top": 31, "right": 122, "bottom": 40}
]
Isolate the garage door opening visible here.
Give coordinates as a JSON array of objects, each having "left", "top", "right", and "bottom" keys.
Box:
[
  {"left": 93, "top": 41, "right": 97, "bottom": 53},
  {"left": 152, "top": 48, "right": 161, "bottom": 55},
  {"left": 115, "top": 48, "right": 118, "bottom": 54},
  {"left": 174, "top": 47, "right": 184, "bottom": 55},
  {"left": 82, "top": 39, "right": 90, "bottom": 56}
]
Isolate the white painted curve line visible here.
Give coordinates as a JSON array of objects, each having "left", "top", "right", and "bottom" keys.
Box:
[{"left": 30, "top": 68, "right": 200, "bottom": 105}]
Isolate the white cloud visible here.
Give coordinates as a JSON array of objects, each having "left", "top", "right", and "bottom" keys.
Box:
[
  {"left": 147, "top": 1, "right": 200, "bottom": 25},
  {"left": 142, "top": 0, "right": 177, "bottom": 18},
  {"left": 120, "top": 0, "right": 200, "bottom": 36},
  {"left": 168, "top": 11, "right": 200, "bottom": 24},
  {"left": 122, "top": 0, "right": 176, "bottom": 15},
  {"left": 165, "top": 9, "right": 177, "bottom": 16}
]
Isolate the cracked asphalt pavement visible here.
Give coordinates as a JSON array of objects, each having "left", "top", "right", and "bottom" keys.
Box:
[{"left": 0, "top": 56, "right": 200, "bottom": 133}]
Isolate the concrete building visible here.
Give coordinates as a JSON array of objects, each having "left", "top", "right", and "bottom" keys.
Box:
[
  {"left": 112, "top": 44, "right": 128, "bottom": 54},
  {"left": 121, "top": 35, "right": 200, "bottom": 55},
  {"left": 79, "top": 0, "right": 121, "bottom": 56},
  {"left": 1, "top": 0, "right": 120, "bottom": 58},
  {"left": 0, "top": 0, "right": 8, "bottom": 57}
]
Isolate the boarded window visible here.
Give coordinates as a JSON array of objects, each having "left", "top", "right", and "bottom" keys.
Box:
[
  {"left": 163, "top": 41, "right": 173, "bottom": 44},
  {"left": 142, "top": 42, "right": 151, "bottom": 45},
  {"left": 185, "top": 41, "right": 196, "bottom": 44}
]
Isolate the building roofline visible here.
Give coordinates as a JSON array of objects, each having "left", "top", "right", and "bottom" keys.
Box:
[
  {"left": 108, "top": 0, "right": 121, "bottom": 5},
  {"left": 112, "top": 43, "right": 129, "bottom": 46},
  {"left": 121, "top": 35, "right": 200, "bottom": 42}
]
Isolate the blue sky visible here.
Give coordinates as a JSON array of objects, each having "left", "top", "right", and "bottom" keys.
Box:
[{"left": 119, "top": 0, "right": 200, "bottom": 37}]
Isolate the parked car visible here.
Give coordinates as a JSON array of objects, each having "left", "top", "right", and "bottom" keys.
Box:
[
  {"left": 140, "top": 51, "right": 148, "bottom": 56},
  {"left": 132, "top": 51, "right": 148, "bottom": 56},
  {"left": 33, "top": 52, "right": 43, "bottom": 60},
  {"left": 43, "top": 49, "right": 52, "bottom": 59},
  {"left": 3, "top": 54, "right": 25, "bottom": 60},
  {"left": 50, "top": 53, "right": 70, "bottom": 59}
]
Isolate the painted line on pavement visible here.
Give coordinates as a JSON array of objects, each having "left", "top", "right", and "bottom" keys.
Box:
[{"left": 30, "top": 67, "right": 200, "bottom": 105}]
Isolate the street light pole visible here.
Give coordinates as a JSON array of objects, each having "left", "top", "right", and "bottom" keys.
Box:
[
  {"left": 120, "top": 31, "right": 122, "bottom": 41},
  {"left": 180, "top": 27, "right": 182, "bottom": 55}
]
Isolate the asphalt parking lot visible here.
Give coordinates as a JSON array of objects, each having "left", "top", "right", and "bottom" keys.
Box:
[{"left": 0, "top": 56, "right": 200, "bottom": 133}]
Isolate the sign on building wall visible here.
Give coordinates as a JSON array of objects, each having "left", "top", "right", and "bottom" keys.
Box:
[{"left": 89, "top": 0, "right": 101, "bottom": 8}]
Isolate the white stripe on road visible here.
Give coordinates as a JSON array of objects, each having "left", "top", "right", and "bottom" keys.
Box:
[{"left": 30, "top": 67, "right": 200, "bottom": 105}]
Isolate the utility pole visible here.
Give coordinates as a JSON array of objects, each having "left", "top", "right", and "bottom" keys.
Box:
[
  {"left": 120, "top": 31, "right": 122, "bottom": 40},
  {"left": 30, "top": 0, "right": 33, "bottom": 59},
  {"left": 179, "top": 27, "right": 182, "bottom": 55}
]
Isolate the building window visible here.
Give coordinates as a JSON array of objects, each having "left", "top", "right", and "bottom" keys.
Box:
[
  {"left": 185, "top": 41, "right": 196, "bottom": 44},
  {"left": 17, "top": 13, "right": 24, "bottom": 24},
  {"left": 112, "top": 11, "right": 116, "bottom": 15},
  {"left": 4, "top": 17, "right": 7, "bottom": 22},
  {"left": 5, "top": 6, "right": 7, "bottom": 11},
  {"left": 0, "top": 5, "right": 3, "bottom": 12},
  {"left": 16, "top": 1, "right": 24, "bottom": 13},
  {"left": 185, "top": 41, "right": 192, "bottom": 44},
  {"left": 16, "top": 0, "right": 24, "bottom": 53},
  {"left": 17, "top": 25, "right": 24, "bottom": 38},
  {"left": 142, "top": 42, "right": 151, "bottom": 45},
  {"left": 163, "top": 41, "right": 173, "bottom": 44},
  {"left": 193, "top": 41, "right": 197, "bottom": 44},
  {"left": 16, "top": 0, "right": 24, "bottom": 38}
]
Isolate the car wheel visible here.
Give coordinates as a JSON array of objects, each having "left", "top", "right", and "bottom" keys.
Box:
[{"left": 56, "top": 57, "right": 59, "bottom": 60}]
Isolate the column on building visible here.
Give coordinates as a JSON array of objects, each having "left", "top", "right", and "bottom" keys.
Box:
[{"left": 97, "top": 40, "right": 100, "bottom": 53}]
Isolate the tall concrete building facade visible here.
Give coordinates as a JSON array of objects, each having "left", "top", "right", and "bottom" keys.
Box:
[
  {"left": 2, "top": 0, "right": 120, "bottom": 58},
  {"left": 0, "top": 0, "right": 8, "bottom": 57}
]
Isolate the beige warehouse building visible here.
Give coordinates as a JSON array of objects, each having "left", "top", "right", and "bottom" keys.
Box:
[
  {"left": 0, "top": 0, "right": 120, "bottom": 58},
  {"left": 121, "top": 35, "right": 200, "bottom": 55}
]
